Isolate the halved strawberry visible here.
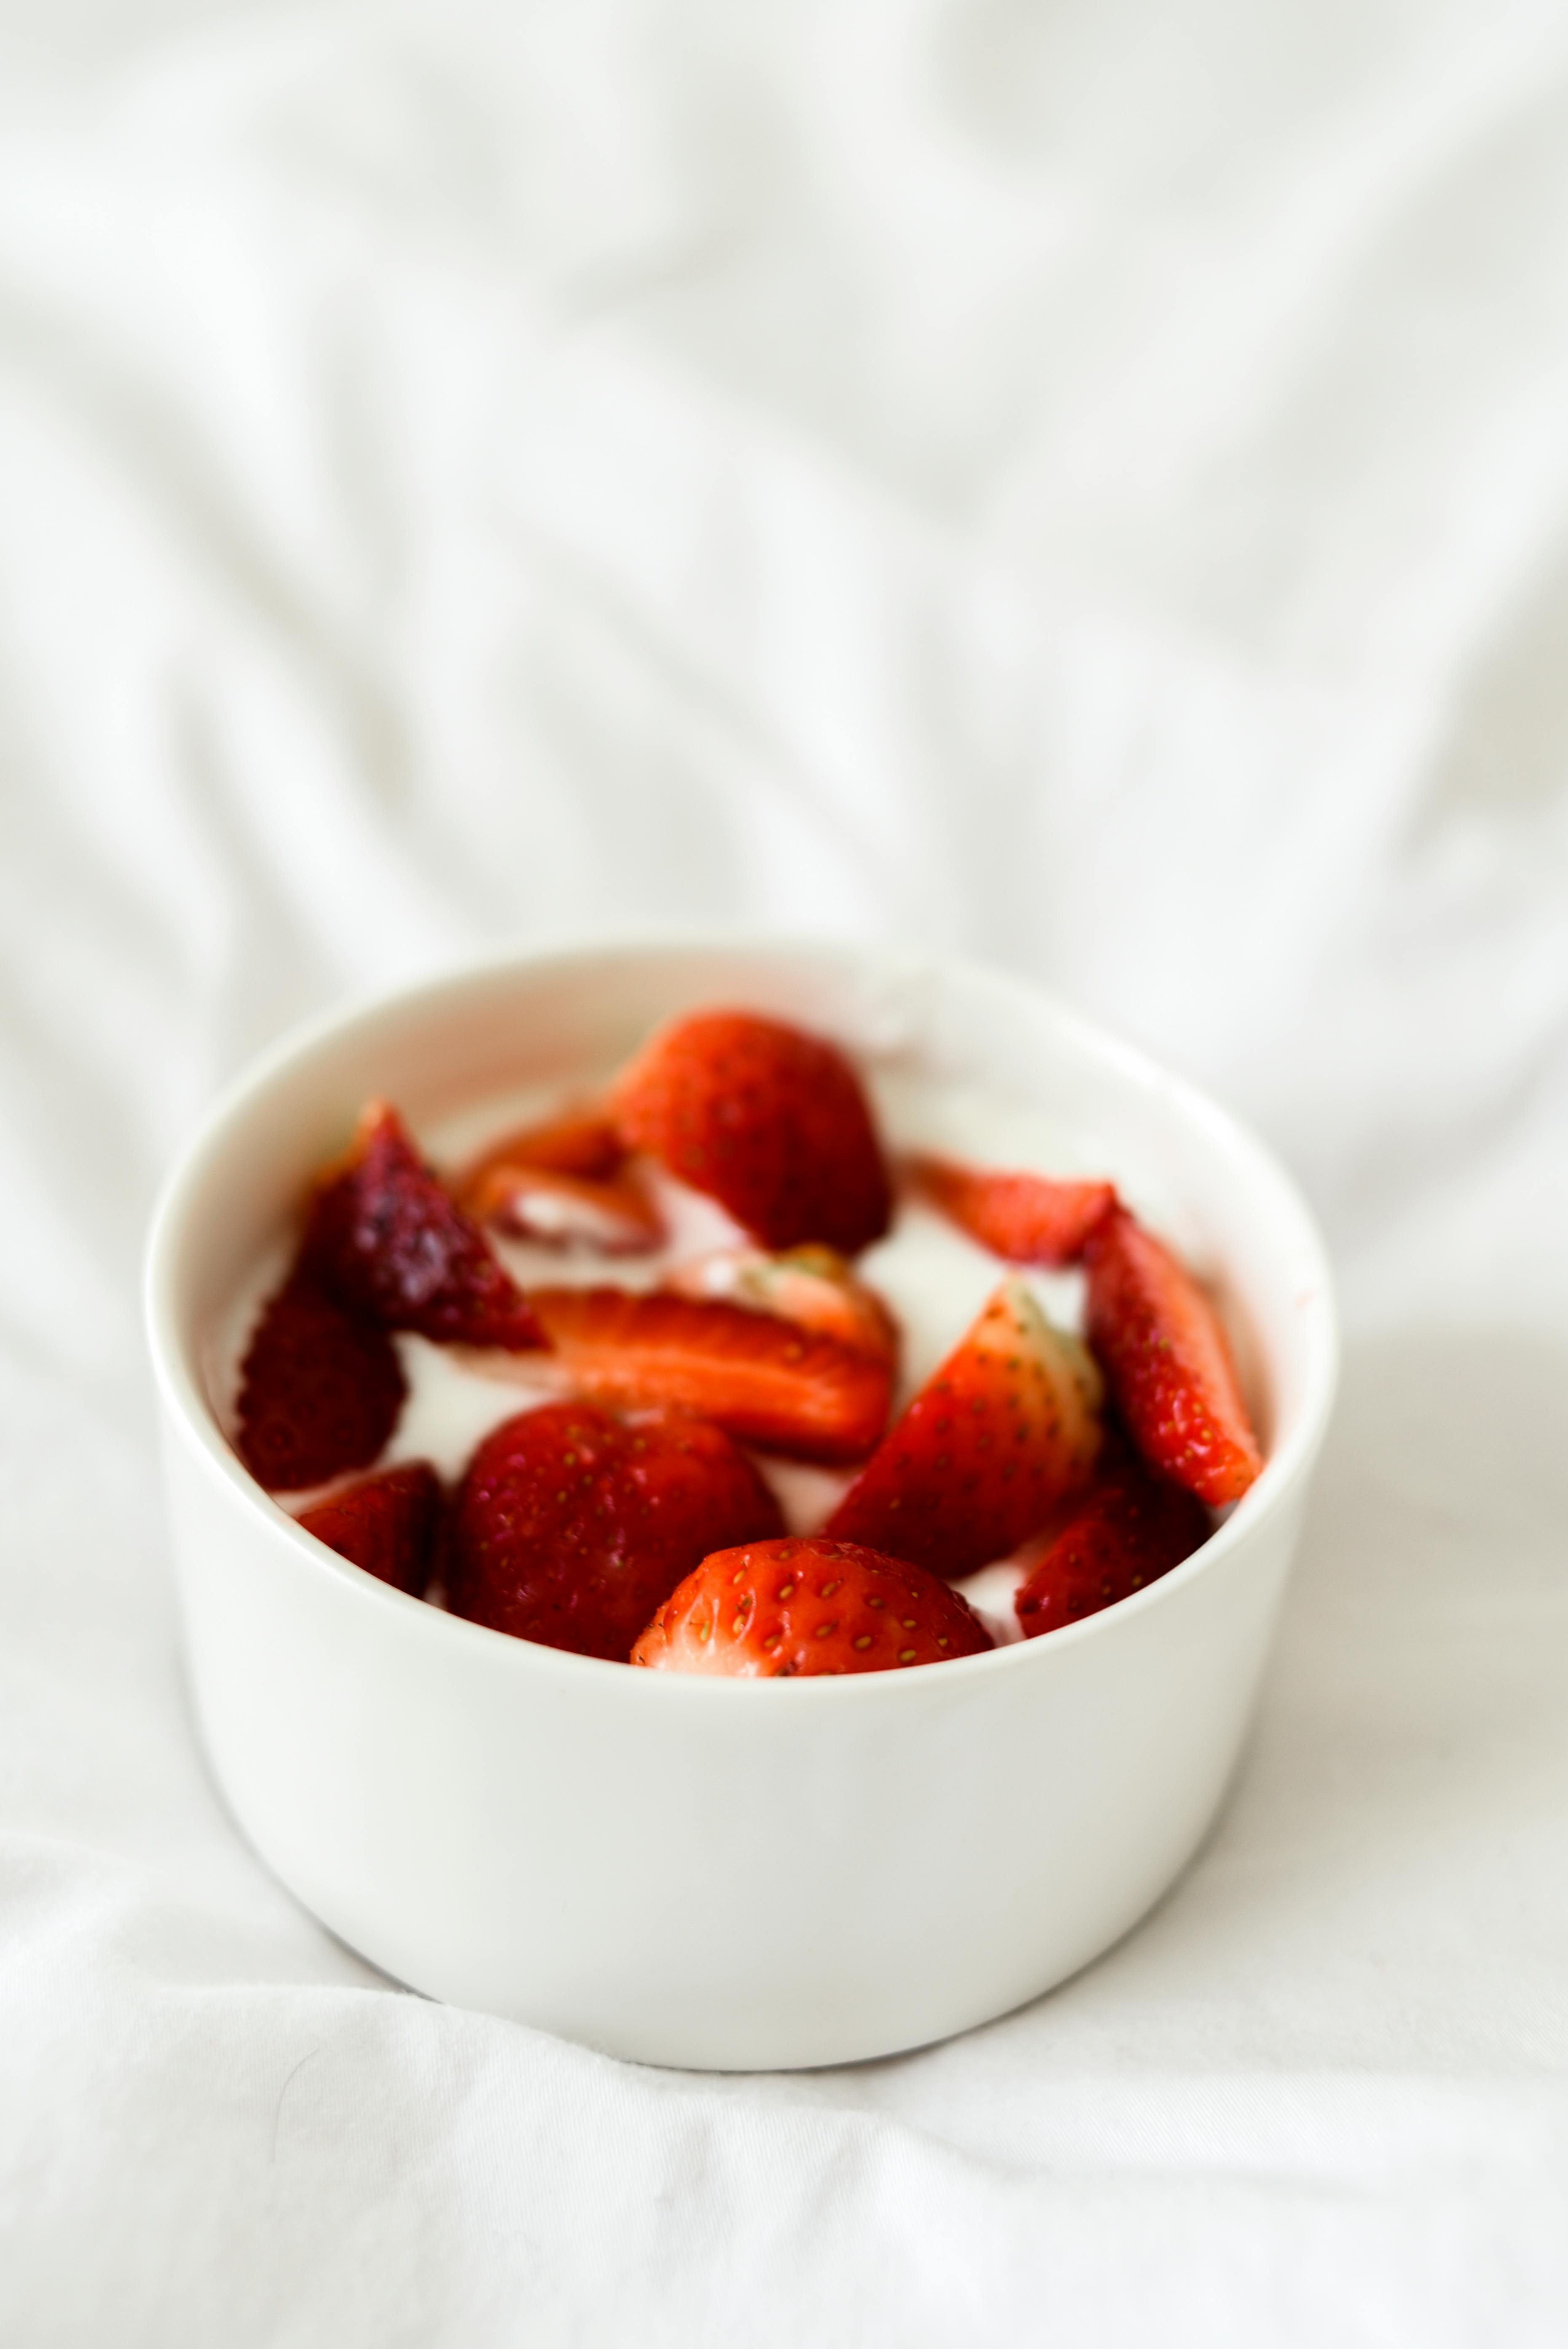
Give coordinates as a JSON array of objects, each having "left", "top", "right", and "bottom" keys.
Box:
[
  {"left": 610, "top": 1009, "right": 891, "bottom": 1254},
  {"left": 631, "top": 1535, "right": 992, "bottom": 1676},
  {"left": 302, "top": 1100, "right": 547, "bottom": 1350},
  {"left": 1014, "top": 1445, "right": 1211, "bottom": 1639},
  {"left": 466, "top": 1161, "right": 664, "bottom": 1255},
  {"left": 463, "top": 1104, "right": 626, "bottom": 1183},
  {"left": 1083, "top": 1206, "right": 1262, "bottom": 1504},
  {"left": 663, "top": 1243, "right": 898, "bottom": 1367},
  {"left": 521, "top": 1287, "right": 892, "bottom": 1462},
  {"left": 236, "top": 1267, "right": 407, "bottom": 1492},
  {"left": 909, "top": 1154, "right": 1116, "bottom": 1267},
  {"left": 446, "top": 1402, "right": 783, "bottom": 1661},
  {"left": 296, "top": 1460, "right": 444, "bottom": 1595},
  {"left": 825, "top": 1277, "right": 1103, "bottom": 1577}
]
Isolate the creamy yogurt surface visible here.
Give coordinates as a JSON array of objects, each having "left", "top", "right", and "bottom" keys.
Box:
[{"left": 211, "top": 1066, "right": 1140, "bottom": 1648}]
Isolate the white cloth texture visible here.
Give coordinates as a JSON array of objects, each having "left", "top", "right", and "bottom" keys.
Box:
[{"left": 4, "top": 1, "right": 1568, "bottom": 2339}]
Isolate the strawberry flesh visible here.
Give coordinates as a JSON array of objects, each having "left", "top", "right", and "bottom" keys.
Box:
[
  {"left": 466, "top": 1162, "right": 663, "bottom": 1255},
  {"left": 631, "top": 1535, "right": 992, "bottom": 1676},
  {"left": 524, "top": 1286, "right": 891, "bottom": 1462},
  {"left": 296, "top": 1460, "right": 444, "bottom": 1595},
  {"left": 663, "top": 1243, "right": 898, "bottom": 1367},
  {"left": 910, "top": 1154, "right": 1116, "bottom": 1267},
  {"left": 462, "top": 1105, "right": 626, "bottom": 1183},
  {"left": 1014, "top": 1444, "right": 1212, "bottom": 1639},
  {"left": 236, "top": 1266, "right": 407, "bottom": 1492},
  {"left": 302, "top": 1100, "right": 546, "bottom": 1350},
  {"left": 1083, "top": 1206, "right": 1262, "bottom": 1504},
  {"left": 826, "top": 1277, "right": 1102, "bottom": 1577},
  {"left": 446, "top": 1402, "right": 784, "bottom": 1661},
  {"left": 611, "top": 1009, "right": 892, "bottom": 1254}
]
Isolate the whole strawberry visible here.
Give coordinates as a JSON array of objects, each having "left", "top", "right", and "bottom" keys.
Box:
[
  {"left": 631, "top": 1536, "right": 992, "bottom": 1676},
  {"left": 825, "top": 1277, "right": 1102, "bottom": 1578},
  {"left": 1083, "top": 1206, "right": 1262, "bottom": 1504},
  {"left": 296, "top": 1461, "right": 444, "bottom": 1595},
  {"left": 611, "top": 1009, "right": 892, "bottom": 1254},
  {"left": 1014, "top": 1445, "right": 1211, "bottom": 1639},
  {"left": 303, "top": 1100, "right": 546, "bottom": 1350},
  {"left": 446, "top": 1402, "right": 784, "bottom": 1661},
  {"left": 236, "top": 1267, "right": 407, "bottom": 1492}
]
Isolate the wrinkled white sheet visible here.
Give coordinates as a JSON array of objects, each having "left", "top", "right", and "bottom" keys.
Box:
[{"left": 5, "top": 2, "right": 1568, "bottom": 2339}]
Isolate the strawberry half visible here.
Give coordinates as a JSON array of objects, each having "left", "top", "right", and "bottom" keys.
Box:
[
  {"left": 631, "top": 1535, "right": 992, "bottom": 1676},
  {"left": 1014, "top": 1445, "right": 1212, "bottom": 1639},
  {"left": 610, "top": 1009, "right": 892, "bottom": 1254},
  {"left": 663, "top": 1243, "right": 898, "bottom": 1368},
  {"left": 524, "top": 1287, "right": 891, "bottom": 1462},
  {"left": 462, "top": 1104, "right": 626, "bottom": 1182},
  {"left": 236, "top": 1266, "right": 407, "bottom": 1492},
  {"left": 825, "top": 1277, "right": 1103, "bottom": 1577},
  {"left": 1083, "top": 1206, "right": 1262, "bottom": 1504},
  {"left": 446, "top": 1402, "right": 783, "bottom": 1661},
  {"left": 296, "top": 1460, "right": 444, "bottom": 1595},
  {"left": 909, "top": 1154, "right": 1116, "bottom": 1267},
  {"left": 302, "top": 1100, "right": 547, "bottom": 1350},
  {"left": 459, "top": 1105, "right": 664, "bottom": 1255}
]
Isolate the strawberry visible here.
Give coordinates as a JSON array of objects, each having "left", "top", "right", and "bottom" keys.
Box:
[
  {"left": 1083, "top": 1206, "right": 1262, "bottom": 1504},
  {"left": 462, "top": 1104, "right": 626, "bottom": 1183},
  {"left": 464, "top": 1162, "right": 663, "bottom": 1255},
  {"left": 663, "top": 1243, "right": 898, "bottom": 1367},
  {"left": 523, "top": 1286, "right": 891, "bottom": 1462},
  {"left": 631, "top": 1535, "right": 992, "bottom": 1676},
  {"left": 610, "top": 1009, "right": 891, "bottom": 1253},
  {"left": 909, "top": 1154, "right": 1116, "bottom": 1267},
  {"left": 302, "top": 1100, "right": 547, "bottom": 1350},
  {"left": 825, "top": 1277, "right": 1103, "bottom": 1577},
  {"left": 236, "top": 1266, "right": 407, "bottom": 1492},
  {"left": 296, "top": 1460, "right": 444, "bottom": 1595},
  {"left": 446, "top": 1402, "right": 783, "bottom": 1661},
  {"left": 1014, "top": 1445, "right": 1211, "bottom": 1639}
]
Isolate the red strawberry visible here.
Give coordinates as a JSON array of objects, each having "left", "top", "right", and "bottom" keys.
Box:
[
  {"left": 826, "top": 1277, "right": 1103, "bottom": 1576},
  {"left": 1083, "top": 1206, "right": 1262, "bottom": 1504},
  {"left": 631, "top": 1535, "right": 992, "bottom": 1676},
  {"left": 524, "top": 1287, "right": 891, "bottom": 1463},
  {"left": 909, "top": 1154, "right": 1116, "bottom": 1267},
  {"left": 610, "top": 1009, "right": 891, "bottom": 1253},
  {"left": 236, "top": 1266, "right": 407, "bottom": 1492},
  {"left": 465, "top": 1162, "right": 663, "bottom": 1255},
  {"left": 302, "top": 1100, "right": 547, "bottom": 1350},
  {"left": 296, "top": 1461, "right": 444, "bottom": 1595},
  {"left": 663, "top": 1243, "right": 898, "bottom": 1368},
  {"left": 462, "top": 1104, "right": 626, "bottom": 1183},
  {"left": 1014, "top": 1446, "right": 1212, "bottom": 1639},
  {"left": 446, "top": 1402, "right": 784, "bottom": 1661}
]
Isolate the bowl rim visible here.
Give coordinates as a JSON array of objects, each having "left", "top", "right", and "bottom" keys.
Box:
[{"left": 144, "top": 934, "right": 1339, "bottom": 1706}]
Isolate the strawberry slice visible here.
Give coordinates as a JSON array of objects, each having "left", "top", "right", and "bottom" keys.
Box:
[
  {"left": 446, "top": 1402, "right": 783, "bottom": 1661},
  {"left": 610, "top": 1009, "right": 891, "bottom": 1254},
  {"left": 825, "top": 1277, "right": 1103, "bottom": 1576},
  {"left": 1083, "top": 1206, "right": 1262, "bottom": 1504},
  {"left": 464, "top": 1162, "right": 664, "bottom": 1255},
  {"left": 236, "top": 1266, "right": 407, "bottom": 1492},
  {"left": 1014, "top": 1445, "right": 1212, "bottom": 1639},
  {"left": 663, "top": 1243, "right": 898, "bottom": 1367},
  {"left": 909, "top": 1154, "right": 1116, "bottom": 1267},
  {"left": 302, "top": 1100, "right": 547, "bottom": 1350},
  {"left": 522, "top": 1287, "right": 892, "bottom": 1462},
  {"left": 463, "top": 1104, "right": 626, "bottom": 1183},
  {"left": 296, "top": 1461, "right": 444, "bottom": 1595},
  {"left": 631, "top": 1535, "right": 992, "bottom": 1676}
]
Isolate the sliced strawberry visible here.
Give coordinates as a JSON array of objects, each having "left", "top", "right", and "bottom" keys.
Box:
[
  {"left": 909, "top": 1154, "right": 1116, "bottom": 1267},
  {"left": 236, "top": 1266, "right": 407, "bottom": 1493},
  {"left": 446, "top": 1402, "right": 783, "bottom": 1661},
  {"left": 1014, "top": 1445, "right": 1211, "bottom": 1639},
  {"left": 663, "top": 1243, "right": 898, "bottom": 1367},
  {"left": 523, "top": 1287, "right": 891, "bottom": 1463},
  {"left": 610, "top": 1009, "right": 891, "bottom": 1254},
  {"left": 296, "top": 1460, "right": 444, "bottom": 1596},
  {"left": 825, "top": 1277, "right": 1103, "bottom": 1577},
  {"left": 631, "top": 1535, "right": 992, "bottom": 1676},
  {"left": 1083, "top": 1206, "right": 1262, "bottom": 1504},
  {"left": 463, "top": 1104, "right": 626, "bottom": 1183},
  {"left": 302, "top": 1100, "right": 547, "bottom": 1350},
  {"left": 464, "top": 1161, "right": 664, "bottom": 1255}
]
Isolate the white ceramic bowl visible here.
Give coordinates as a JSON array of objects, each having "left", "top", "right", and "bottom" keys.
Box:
[{"left": 145, "top": 942, "right": 1336, "bottom": 2071}]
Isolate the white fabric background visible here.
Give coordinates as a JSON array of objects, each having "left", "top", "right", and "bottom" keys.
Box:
[{"left": 4, "top": 1, "right": 1568, "bottom": 2339}]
